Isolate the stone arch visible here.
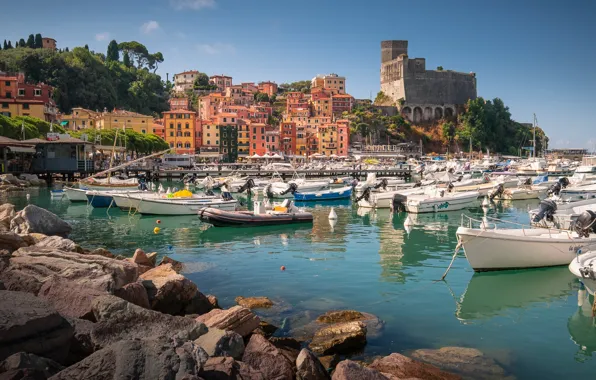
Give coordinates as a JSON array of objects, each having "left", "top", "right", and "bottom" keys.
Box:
[
  {"left": 402, "top": 106, "right": 412, "bottom": 121},
  {"left": 413, "top": 107, "right": 423, "bottom": 123},
  {"left": 423, "top": 107, "right": 433, "bottom": 121},
  {"left": 445, "top": 107, "right": 454, "bottom": 118},
  {"left": 435, "top": 107, "right": 443, "bottom": 119}
]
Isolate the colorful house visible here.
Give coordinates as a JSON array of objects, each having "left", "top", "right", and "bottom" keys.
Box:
[{"left": 163, "top": 110, "right": 197, "bottom": 154}]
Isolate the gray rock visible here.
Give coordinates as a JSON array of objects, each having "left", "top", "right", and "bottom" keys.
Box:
[
  {"left": 196, "top": 306, "right": 260, "bottom": 337},
  {"left": 194, "top": 328, "right": 245, "bottom": 359},
  {"left": 34, "top": 236, "right": 82, "bottom": 253},
  {"left": 50, "top": 339, "right": 208, "bottom": 380},
  {"left": 200, "top": 356, "right": 264, "bottom": 380},
  {"left": 0, "top": 352, "right": 64, "bottom": 378},
  {"left": 139, "top": 263, "right": 197, "bottom": 315},
  {"left": 0, "top": 247, "right": 138, "bottom": 294},
  {"left": 10, "top": 205, "right": 72, "bottom": 237},
  {"left": 38, "top": 276, "right": 106, "bottom": 321},
  {"left": 185, "top": 290, "right": 216, "bottom": 315},
  {"left": 114, "top": 282, "right": 150, "bottom": 309},
  {"left": 331, "top": 360, "right": 389, "bottom": 380},
  {"left": 242, "top": 334, "right": 295, "bottom": 380},
  {"left": 0, "top": 291, "right": 74, "bottom": 363},
  {"left": 269, "top": 337, "right": 301, "bottom": 366},
  {"left": 0, "top": 232, "right": 27, "bottom": 253},
  {"left": 90, "top": 295, "right": 208, "bottom": 350},
  {"left": 369, "top": 353, "right": 461, "bottom": 380},
  {"left": 309, "top": 321, "right": 367, "bottom": 356},
  {"left": 296, "top": 348, "right": 330, "bottom": 380},
  {"left": 65, "top": 318, "right": 95, "bottom": 365}
]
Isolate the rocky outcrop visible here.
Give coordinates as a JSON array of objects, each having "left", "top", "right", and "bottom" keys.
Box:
[
  {"left": 0, "top": 247, "right": 138, "bottom": 294},
  {"left": 316, "top": 310, "right": 384, "bottom": 339},
  {"left": 19, "top": 233, "right": 48, "bottom": 246},
  {"left": 194, "top": 328, "right": 245, "bottom": 359},
  {"left": 368, "top": 353, "right": 461, "bottom": 380},
  {"left": 91, "top": 295, "right": 208, "bottom": 350},
  {"left": 184, "top": 290, "right": 217, "bottom": 315},
  {"left": 196, "top": 306, "right": 260, "bottom": 337},
  {"left": 158, "top": 255, "right": 184, "bottom": 272},
  {"left": 50, "top": 339, "right": 209, "bottom": 380},
  {"left": 0, "top": 232, "right": 27, "bottom": 253},
  {"left": 0, "top": 204, "right": 15, "bottom": 231},
  {"left": 34, "top": 236, "right": 82, "bottom": 253},
  {"left": 114, "top": 282, "right": 150, "bottom": 309},
  {"left": 296, "top": 348, "right": 330, "bottom": 380},
  {"left": 331, "top": 360, "right": 389, "bottom": 380},
  {"left": 254, "top": 321, "right": 278, "bottom": 338},
  {"left": 207, "top": 294, "right": 220, "bottom": 309},
  {"left": 88, "top": 247, "right": 114, "bottom": 259},
  {"left": 236, "top": 296, "right": 274, "bottom": 309},
  {"left": 139, "top": 263, "right": 197, "bottom": 315},
  {"left": 38, "top": 276, "right": 106, "bottom": 321},
  {"left": 10, "top": 205, "right": 72, "bottom": 237},
  {"left": 242, "top": 334, "right": 295, "bottom": 380},
  {"left": 131, "top": 248, "right": 153, "bottom": 267},
  {"left": 411, "top": 347, "right": 508, "bottom": 380},
  {"left": 200, "top": 356, "right": 264, "bottom": 380},
  {"left": 65, "top": 318, "right": 95, "bottom": 365},
  {"left": 0, "top": 352, "right": 64, "bottom": 379},
  {"left": 309, "top": 321, "right": 367, "bottom": 355},
  {"left": 0, "top": 291, "right": 74, "bottom": 363}
]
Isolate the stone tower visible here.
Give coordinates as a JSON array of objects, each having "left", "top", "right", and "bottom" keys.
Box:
[{"left": 381, "top": 40, "right": 408, "bottom": 63}]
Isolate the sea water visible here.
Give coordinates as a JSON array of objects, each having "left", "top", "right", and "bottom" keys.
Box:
[{"left": 3, "top": 188, "right": 596, "bottom": 378}]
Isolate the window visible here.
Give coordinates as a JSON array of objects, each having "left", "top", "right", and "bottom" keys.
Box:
[
  {"left": 177, "top": 131, "right": 182, "bottom": 137},
  {"left": 185, "top": 123, "right": 189, "bottom": 129},
  {"left": 177, "top": 123, "right": 181, "bottom": 130},
  {"left": 114, "top": 119, "right": 118, "bottom": 122},
  {"left": 184, "top": 132, "right": 191, "bottom": 137},
  {"left": 34, "top": 89, "right": 41, "bottom": 97},
  {"left": 207, "top": 140, "right": 210, "bottom": 145},
  {"left": 223, "top": 118, "right": 227, "bottom": 122},
  {"left": 22, "top": 103, "right": 30, "bottom": 110},
  {"left": 169, "top": 142, "right": 174, "bottom": 147},
  {"left": 253, "top": 143, "right": 256, "bottom": 149},
  {"left": 170, "top": 123, "right": 174, "bottom": 129},
  {"left": 5, "top": 92, "right": 12, "bottom": 98},
  {"left": 4, "top": 81, "right": 9, "bottom": 86},
  {"left": 215, "top": 140, "right": 219, "bottom": 145},
  {"left": 18, "top": 89, "right": 25, "bottom": 96},
  {"left": 177, "top": 143, "right": 182, "bottom": 148},
  {"left": 142, "top": 120, "right": 145, "bottom": 123},
  {"left": 142, "top": 130, "right": 146, "bottom": 134},
  {"left": 185, "top": 143, "right": 191, "bottom": 148},
  {"left": 207, "top": 133, "right": 210, "bottom": 137},
  {"left": 170, "top": 132, "right": 174, "bottom": 137},
  {"left": 82, "top": 120, "right": 86, "bottom": 126}
]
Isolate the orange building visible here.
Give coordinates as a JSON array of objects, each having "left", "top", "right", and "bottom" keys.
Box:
[
  {"left": 280, "top": 122, "right": 296, "bottom": 156},
  {"left": 151, "top": 123, "right": 165, "bottom": 139},
  {"left": 318, "top": 123, "right": 338, "bottom": 156},
  {"left": 331, "top": 94, "right": 354, "bottom": 118},
  {"left": 201, "top": 121, "right": 220, "bottom": 148},
  {"left": 169, "top": 96, "right": 190, "bottom": 110},
  {"left": 312, "top": 92, "right": 332, "bottom": 117},
  {"left": 249, "top": 122, "right": 267, "bottom": 156},
  {"left": 311, "top": 73, "right": 346, "bottom": 94},
  {"left": 258, "top": 81, "right": 278, "bottom": 97},
  {"left": 42, "top": 37, "right": 57, "bottom": 50},
  {"left": 237, "top": 120, "right": 250, "bottom": 158},
  {"left": 209, "top": 75, "right": 233, "bottom": 92},
  {"left": 163, "top": 110, "right": 197, "bottom": 154},
  {"left": 286, "top": 92, "right": 310, "bottom": 114},
  {"left": 337, "top": 120, "right": 350, "bottom": 157}
]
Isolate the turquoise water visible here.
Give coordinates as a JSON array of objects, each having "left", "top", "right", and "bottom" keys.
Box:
[{"left": 3, "top": 188, "right": 596, "bottom": 378}]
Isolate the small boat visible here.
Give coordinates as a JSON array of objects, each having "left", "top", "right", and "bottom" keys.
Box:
[
  {"left": 457, "top": 215, "right": 596, "bottom": 271},
  {"left": 530, "top": 198, "right": 596, "bottom": 229},
  {"left": 50, "top": 189, "right": 65, "bottom": 199},
  {"left": 488, "top": 183, "right": 546, "bottom": 201},
  {"left": 112, "top": 191, "right": 218, "bottom": 211},
  {"left": 558, "top": 183, "right": 596, "bottom": 202},
  {"left": 198, "top": 200, "right": 313, "bottom": 227},
  {"left": 358, "top": 186, "right": 424, "bottom": 209},
  {"left": 254, "top": 180, "right": 330, "bottom": 199},
  {"left": 569, "top": 251, "right": 596, "bottom": 295},
  {"left": 86, "top": 190, "right": 145, "bottom": 208},
  {"left": 451, "top": 177, "right": 518, "bottom": 196},
  {"left": 294, "top": 186, "right": 353, "bottom": 201},
  {"left": 64, "top": 187, "right": 89, "bottom": 202},
  {"left": 135, "top": 197, "right": 238, "bottom": 215},
  {"left": 400, "top": 189, "right": 480, "bottom": 213}
]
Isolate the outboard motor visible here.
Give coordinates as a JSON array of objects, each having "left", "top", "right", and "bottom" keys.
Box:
[
  {"left": 574, "top": 210, "right": 596, "bottom": 238},
  {"left": 559, "top": 177, "right": 570, "bottom": 188},
  {"left": 532, "top": 199, "right": 558, "bottom": 223},
  {"left": 238, "top": 178, "right": 255, "bottom": 194},
  {"left": 523, "top": 177, "right": 532, "bottom": 186},
  {"left": 547, "top": 182, "right": 562, "bottom": 197},
  {"left": 391, "top": 193, "right": 407, "bottom": 213},
  {"left": 355, "top": 187, "right": 372, "bottom": 203},
  {"left": 447, "top": 182, "right": 455, "bottom": 193},
  {"left": 374, "top": 178, "right": 388, "bottom": 190},
  {"left": 489, "top": 183, "right": 505, "bottom": 200}
]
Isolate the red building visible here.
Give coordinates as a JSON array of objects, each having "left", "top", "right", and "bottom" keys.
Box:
[
  {"left": 337, "top": 120, "right": 350, "bottom": 157},
  {"left": 0, "top": 72, "right": 57, "bottom": 122},
  {"left": 280, "top": 121, "right": 296, "bottom": 156},
  {"left": 258, "top": 81, "right": 278, "bottom": 97},
  {"left": 249, "top": 122, "right": 267, "bottom": 156},
  {"left": 286, "top": 92, "right": 310, "bottom": 114},
  {"left": 331, "top": 94, "right": 354, "bottom": 118}
]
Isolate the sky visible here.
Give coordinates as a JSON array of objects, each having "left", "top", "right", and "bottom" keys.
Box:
[{"left": 2, "top": 0, "right": 595, "bottom": 150}]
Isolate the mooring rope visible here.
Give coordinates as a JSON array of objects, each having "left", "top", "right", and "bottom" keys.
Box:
[{"left": 439, "top": 239, "right": 463, "bottom": 281}]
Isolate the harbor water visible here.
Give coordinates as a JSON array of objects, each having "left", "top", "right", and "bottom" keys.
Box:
[{"left": 3, "top": 187, "right": 596, "bottom": 378}]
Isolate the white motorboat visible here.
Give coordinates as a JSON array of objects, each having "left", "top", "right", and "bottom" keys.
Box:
[
  {"left": 457, "top": 216, "right": 596, "bottom": 271},
  {"left": 357, "top": 186, "right": 425, "bottom": 209},
  {"left": 65, "top": 187, "right": 89, "bottom": 202},
  {"left": 112, "top": 192, "right": 218, "bottom": 211},
  {"left": 451, "top": 177, "right": 518, "bottom": 196},
  {"left": 401, "top": 189, "right": 480, "bottom": 213},
  {"left": 558, "top": 183, "right": 596, "bottom": 202},
  {"left": 488, "top": 183, "right": 547, "bottom": 201},
  {"left": 85, "top": 177, "right": 139, "bottom": 190},
  {"left": 253, "top": 179, "right": 329, "bottom": 199},
  {"left": 135, "top": 197, "right": 238, "bottom": 215},
  {"left": 569, "top": 251, "right": 596, "bottom": 295},
  {"left": 530, "top": 198, "right": 596, "bottom": 229}
]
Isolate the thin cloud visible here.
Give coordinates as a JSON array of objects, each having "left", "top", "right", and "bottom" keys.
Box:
[
  {"left": 197, "top": 43, "right": 235, "bottom": 55},
  {"left": 95, "top": 32, "right": 110, "bottom": 41},
  {"left": 170, "top": 0, "right": 215, "bottom": 10},
  {"left": 140, "top": 21, "right": 160, "bottom": 35}
]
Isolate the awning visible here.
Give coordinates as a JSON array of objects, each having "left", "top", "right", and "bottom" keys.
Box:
[
  {"left": 8, "top": 146, "right": 36, "bottom": 153},
  {"left": 60, "top": 121, "right": 69, "bottom": 126}
]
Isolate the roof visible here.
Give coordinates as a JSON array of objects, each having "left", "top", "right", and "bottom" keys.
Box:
[
  {"left": 175, "top": 70, "right": 199, "bottom": 75},
  {"left": 22, "top": 137, "right": 91, "bottom": 144},
  {"left": 163, "top": 110, "right": 197, "bottom": 115},
  {"left": 110, "top": 109, "right": 152, "bottom": 118},
  {"left": 332, "top": 94, "right": 354, "bottom": 98},
  {"left": 210, "top": 75, "right": 232, "bottom": 79},
  {"left": 0, "top": 136, "right": 35, "bottom": 147}
]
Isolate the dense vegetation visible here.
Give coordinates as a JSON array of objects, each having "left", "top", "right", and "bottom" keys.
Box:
[
  {"left": 342, "top": 103, "right": 411, "bottom": 145},
  {"left": 0, "top": 114, "right": 65, "bottom": 140},
  {"left": 0, "top": 40, "right": 169, "bottom": 116},
  {"left": 279, "top": 80, "right": 311, "bottom": 94},
  {"left": 69, "top": 128, "right": 169, "bottom": 155}
]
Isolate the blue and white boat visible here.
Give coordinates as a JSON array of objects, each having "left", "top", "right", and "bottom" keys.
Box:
[
  {"left": 294, "top": 186, "right": 353, "bottom": 202},
  {"left": 86, "top": 190, "right": 144, "bottom": 208}
]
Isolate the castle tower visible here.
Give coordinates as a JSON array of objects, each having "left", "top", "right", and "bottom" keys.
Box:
[{"left": 381, "top": 40, "right": 408, "bottom": 63}]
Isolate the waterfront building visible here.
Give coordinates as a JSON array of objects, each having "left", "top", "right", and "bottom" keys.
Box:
[
  {"left": 311, "top": 74, "right": 346, "bottom": 94},
  {"left": 219, "top": 125, "right": 238, "bottom": 162},
  {"left": 265, "top": 128, "right": 279, "bottom": 153},
  {"left": 25, "top": 137, "right": 94, "bottom": 174},
  {"left": 318, "top": 124, "right": 339, "bottom": 156},
  {"left": 237, "top": 121, "right": 250, "bottom": 158},
  {"left": 173, "top": 70, "right": 199, "bottom": 93},
  {"left": 163, "top": 110, "right": 197, "bottom": 154},
  {"left": 42, "top": 37, "right": 57, "bottom": 50},
  {"left": 60, "top": 108, "right": 100, "bottom": 130},
  {"left": 95, "top": 109, "right": 154, "bottom": 134},
  {"left": 258, "top": 81, "right": 278, "bottom": 97},
  {"left": 0, "top": 72, "right": 58, "bottom": 122},
  {"left": 331, "top": 94, "right": 354, "bottom": 118},
  {"left": 337, "top": 120, "right": 350, "bottom": 157},
  {"left": 280, "top": 122, "right": 296, "bottom": 156},
  {"left": 209, "top": 75, "right": 233, "bottom": 92},
  {"left": 201, "top": 121, "right": 220, "bottom": 149},
  {"left": 249, "top": 122, "right": 267, "bottom": 156}
]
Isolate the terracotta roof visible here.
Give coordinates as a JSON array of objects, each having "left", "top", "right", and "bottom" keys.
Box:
[
  {"left": 332, "top": 94, "right": 353, "bottom": 98},
  {"left": 176, "top": 70, "right": 199, "bottom": 75},
  {"left": 110, "top": 109, "right": 151, "bottom": 118},
  {"left": 163, "top": 110, "right": 197, "bottom": 115}
]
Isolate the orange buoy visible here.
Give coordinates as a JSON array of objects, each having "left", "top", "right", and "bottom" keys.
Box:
[
  {"left": 156, "top": 220, "right": 161, "bottom": 224},
  {"left": 280, "top": 266, "right": 286, "bottom": 271}
]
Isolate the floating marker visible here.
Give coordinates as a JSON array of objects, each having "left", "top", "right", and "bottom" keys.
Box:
[
  {"left": 404, "top": 215, "right": 413, "bottom": 227},
  {"left": 280, "top": 266, "right": 286, "bottom": 271},
  {"left": 26, "top": 194, "right": 30, "bottom": 201},
  {"left": 153, "top": 227, "right": 161, "bottom": 234},
  {"left": 156, "top": 220, "right": 161, "bottom": 224},
  {"left": 482, "top": 196, "right": 490, "bottom": 208},
  {"left": 328, "top": 208, "right": 337, "bottom": 220}
]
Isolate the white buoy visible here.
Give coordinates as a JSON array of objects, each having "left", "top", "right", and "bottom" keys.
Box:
[
  {"left": 26, "top": 193, "right": 30, "bottom": 201},
  {"left": 482, "top": 196, "right": 490, "bottom": 208},
  {"left": 578, "top": 287, "right": 586, "bottom": 307},
  {"left": 328, "top": 208, "right": 338, "bottom": 220},
  {"left": 329, "top": 218, "right": 338, "bottom": 231},
  {"left": 404, "top": 215, "right": 413, "bottom": 227}
]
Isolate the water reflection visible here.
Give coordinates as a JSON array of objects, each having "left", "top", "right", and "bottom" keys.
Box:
[{"left": 569, "top": 287, "right": 596, "bottom": 361}]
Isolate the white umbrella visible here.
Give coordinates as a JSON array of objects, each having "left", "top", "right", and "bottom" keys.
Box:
[
  {"left": 251, "top": 154, "right": 261, "bottom": 158},
  {"left": 330, "top": 154, "right": 339, "bottom": 158},
  {"left": 272, "top": 153, "right": 282, "bottom": 159}
]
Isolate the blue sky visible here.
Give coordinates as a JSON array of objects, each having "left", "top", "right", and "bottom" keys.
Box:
[{"left": 3, "top": 0, "right": 595, "bottom": 149}]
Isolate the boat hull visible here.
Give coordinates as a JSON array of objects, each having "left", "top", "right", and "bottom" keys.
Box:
[
  {"left": 86, "top": 193, "right": 114, "bottom": 208},
  {"left": 294, "top": 186, "right": 352, "bottom": 201},
  {"left": 457, "top": 227, "right": 596, "bottom": 271},
  {"left": 569, "top": 251, "right": 596, "bottom": 295},
  {"left": 136, "top": 199, "right": 237, "bottom": 215},
  {"left": 65, "top": 188, "right": 89, "bottom": 202},
  {"left": 199, "top": 207, "right": 313, "bottom": 227},
  {"left": 406, "top": 192, "right": 479, "bottom": 213}
]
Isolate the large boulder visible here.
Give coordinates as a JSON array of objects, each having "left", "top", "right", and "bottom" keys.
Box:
[
  {"left": 131, "top": 248, "right": 153, "bottom": 267},
  {"left": 0, "top": 232, "right": 27, "bottom": 253},
  {"left": 0, "top": 247, "right": 138, "bottom": 294},
  {"left": 50, "top": 339, "right": 208, "bottom": 380},
  {"left": 369, "top": 353, "right": 460, "bottom": 380},
  {"left": 411, "top": 347, "right": 508, "bottom": 380},
  {"left": 269, "top": 337, "right": 302, "bottom": 365},
  {"left": 0, "top": 352, "right": 64, "bottom": 378},
  {"left": 10, "top": 205, "right": 72, "bottom": 237},
  {"left": 196, "top": 306, "right": 260, "bottom": 337},
  {"left": 236, "top": 296, "right": 274, "bottom": 309},
  {"left": 0, "top": 291, "right": 74, "bottom": 363},
  {"left": 200, "top": 356, "right": 264, "bottom": 380},
  {"left": 194, "top": 328, "right": 245, "bottom": 359},
  {"left": 34, "top": 236, "right": 83, "bottom": 253},
  {"left": 242, "top": 334, "right": 295, "bottom": 380},
  {"left": 65, "top": 318, "right": 95, "bottom": 365},
  {"left": 0, "top": 175, "right": 19, "bottom": 185},
  {"left": 38, "top": 276, "right": 106, "bottom": 321},
  {"left": 90, "top": 295, "right": 207, "bottom": 350},
  {"left": 316, "top": 310, "right": 384, "bottom": 338},
  {"left": 158, "top": 255, "right": 184, "bottom": 272},
  {"left": 114, "top": 282, "right": 150, "bottom": 309},
  {"left": 139, "top": 263, "right": 197, "bottom": 315},
  {"left": 309, "top": 321, "right": 367, "bottom": 356},
  {"left": 0, "top": 204, "right": 15, "bottom": 231},
  {"left": 296, "top": 348, "right": 330, "bottom": 380},
  {"left": 331, "top": 360, "right": 389, "bottom": 380},
  {"left": 185, "top": 290, "right": 217, "bottom": 315}
]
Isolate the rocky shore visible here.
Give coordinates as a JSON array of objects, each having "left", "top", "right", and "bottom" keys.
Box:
[
  {"left": 0, "top": 174, "right": 47, "bottom": 193},
  {"left": 0, "top": 202, "right": 510, "bottom": 379}
]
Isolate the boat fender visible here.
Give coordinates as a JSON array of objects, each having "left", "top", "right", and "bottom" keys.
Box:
[{"left": 329, "top": 208, "right": 338, "bottom": 220}]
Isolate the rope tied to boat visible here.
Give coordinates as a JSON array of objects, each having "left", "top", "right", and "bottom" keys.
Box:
[{"left": 439, "top": 239, "right": 463, "bottom": 281}]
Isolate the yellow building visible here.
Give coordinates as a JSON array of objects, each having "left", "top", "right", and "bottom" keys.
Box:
[
  {"left": 318, "top": 123, "right": 338, "bottom": 156},
  {"left": 201, "top": 121, "right": 220, "bottom": 148},
  {"left": 1, "top": 100, "right": 46, "bottom": 120},
  {"left": 96, "top": 110, "right": 154, "bottom": 134},
  {"left": 163, "top": 110, "right": 196, "bottom": 154},
  {"left": 60, "top": 108, "right": 100, "bottom": 130},
  {"left": 237, "top": 120, "right": 250, "bottom": 158},
  {"left": 311, "top": 73, "right": 346, "bottom": 94}
]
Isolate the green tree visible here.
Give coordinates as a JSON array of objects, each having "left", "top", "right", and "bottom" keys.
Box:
[
  {"left": 84, "top": 44, "right": 89, "bottom": 50},
  {"left": 65, "top": 47, "right": 69, "bottom": 52},
  {"left": 437, "top": 66, "right": 443, "bottom": 71},
  {"left": 106, "top": 40, "right": 119, "bottom": 62},
  {"left": 34, "top": 34, "right": 43, "bottom": 48},
  {"left": 254, "top": 92, "right": 269, "bottom": 103},
  {"left": 118, "top": 41, "right": 149, "bottom": 68},
  {"left": 269, "top": 94, "right": 277, "bottom": 104},
  {"left": 7, "top": 41, "right": 13, "bottom": 49},
  {"left": 18, "top": 39, "right": 26, "bottom": 48},
  {"left": 2, "top": 40, "right": 6, "bottom": 50},
  {"left": 122, "top": 51, "right": 131, "bottom": 67},
  {"left": 26, "top": 34, "right": 35, "bottom": 48},
  {"left": 147, "top": 52, "right": 164, "bottom": 73},
  {"left": 192, "top": 72, "right": 217, "bottom": 91},
  {"left": 279, "top": 80, "right": 311, "bottom": 93}
]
